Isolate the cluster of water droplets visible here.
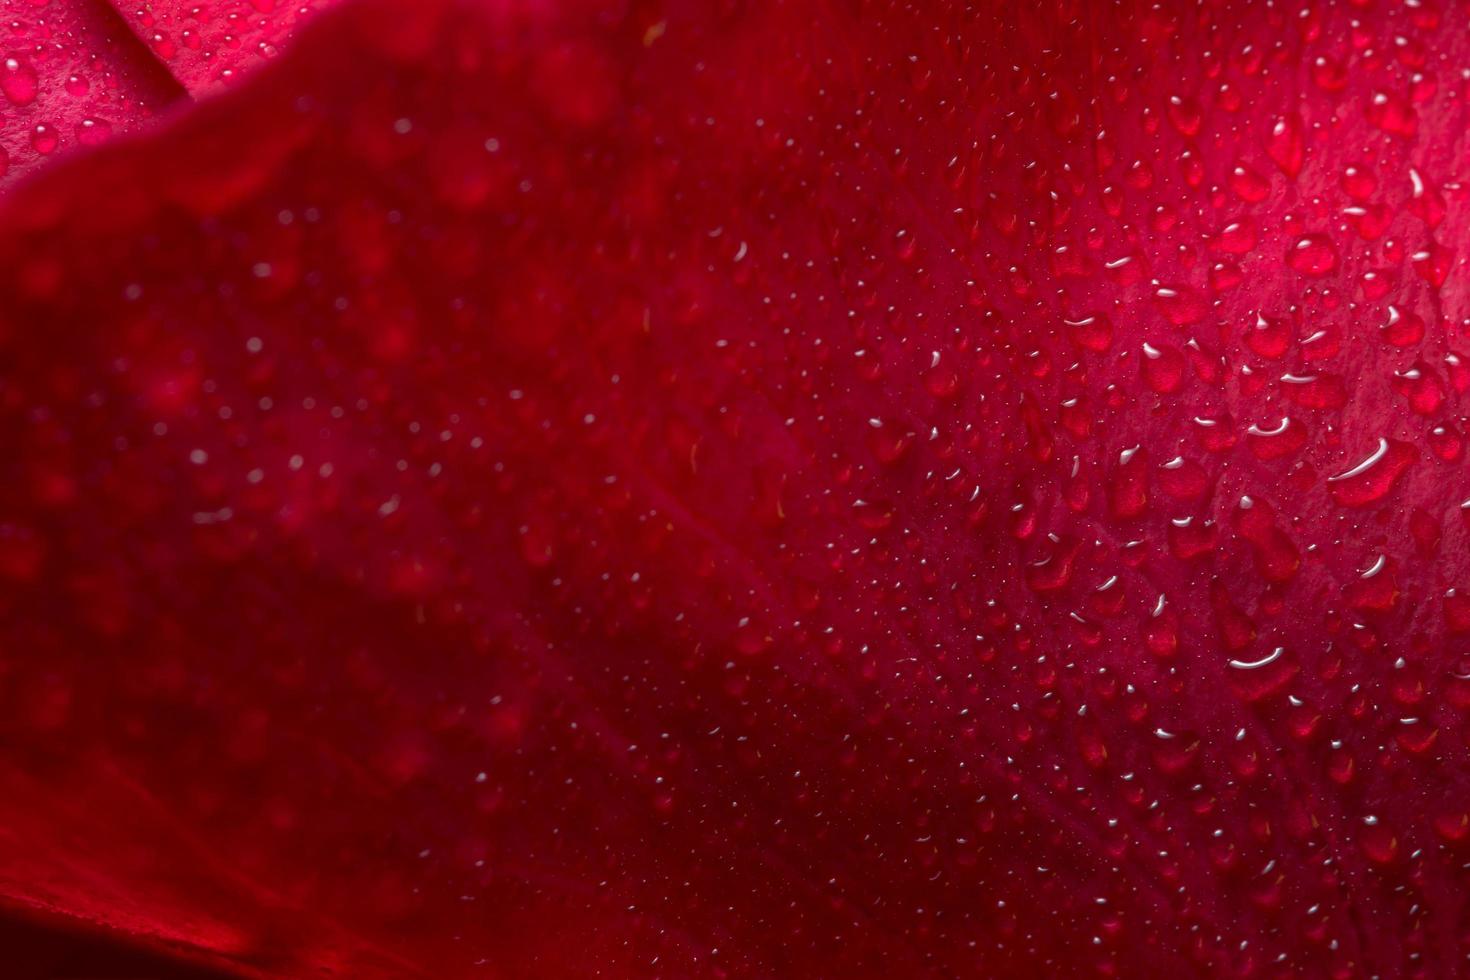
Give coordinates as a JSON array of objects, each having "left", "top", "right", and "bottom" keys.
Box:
[{"left": 0, "top": 0, "right": 1469, "bottom": 976}]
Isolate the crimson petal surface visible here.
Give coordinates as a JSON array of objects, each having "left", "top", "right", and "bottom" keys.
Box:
[{"left": 2, "top": 0, "right": 1470, "bottom": 977}]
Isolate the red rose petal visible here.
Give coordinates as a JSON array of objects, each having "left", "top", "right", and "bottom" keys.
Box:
[
  {"left": 1, "top": 0, "right": 1470, "bottom": 976},
  {"left": 104, "top": 0, "right": 342, "bottom": 94},
  {"left": 0, "top": 0, "right": 182, "bottom": 185},
  {"left": 1, "top": 904, "right": 234, "bottom": 979}
]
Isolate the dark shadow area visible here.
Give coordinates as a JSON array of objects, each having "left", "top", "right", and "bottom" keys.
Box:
[{"left": 0, "top": 912, "right": 238, "bottom": 980}]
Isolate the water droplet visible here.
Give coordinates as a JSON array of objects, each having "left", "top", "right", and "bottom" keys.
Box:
[
  {"left": 1, "top": 57, "right": 38, "bottom": 107},
  {"left": 1286, "top": 234, "right": 1338, "bottom": 277},
  {"left": 1327, "top": 438, "right": 1416, "bottom": 507}
]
